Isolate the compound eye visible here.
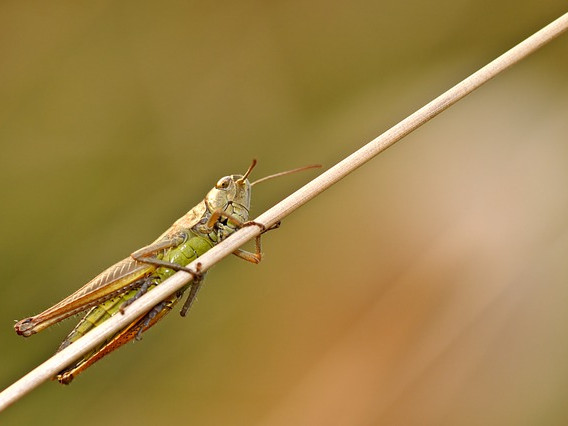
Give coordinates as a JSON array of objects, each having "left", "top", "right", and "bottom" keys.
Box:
[{"left": 215, "top": 176, "right": 232, "bottom": 189}]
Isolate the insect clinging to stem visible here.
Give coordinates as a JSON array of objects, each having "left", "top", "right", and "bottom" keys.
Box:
[{"left": 14, "top": 159, "right": 320, "bottom": 384}]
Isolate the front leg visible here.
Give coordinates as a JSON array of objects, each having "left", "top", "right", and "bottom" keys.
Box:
[
  {"left": 206, "top": 209, "right": 246, "bottom": 229},
  {"left": 232, "top": 235, "right": 263, "bottom": 264},
  {"left": 231, "top": 221, "right": 281, "bottom": 264}
]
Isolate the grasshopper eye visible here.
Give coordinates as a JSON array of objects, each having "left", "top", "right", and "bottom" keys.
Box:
[{"left": 215, "top": 177, "right": 232, "bottom": 189}]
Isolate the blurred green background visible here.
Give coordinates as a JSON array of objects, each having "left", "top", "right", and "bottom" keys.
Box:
[{"left": 1, "top": 2, "right": 567, "bottom": 425}]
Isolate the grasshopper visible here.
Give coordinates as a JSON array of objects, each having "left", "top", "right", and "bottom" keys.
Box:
[{"left": 14, "top": 159, "right": 318, "bottom": 384}]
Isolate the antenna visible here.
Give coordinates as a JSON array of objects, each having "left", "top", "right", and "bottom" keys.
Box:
[
  {"left": 236, "top": 159, "right": 258, "bottom": 185},
  {"left": 251, "top": 164, "right": 321, "bottom": 186}
]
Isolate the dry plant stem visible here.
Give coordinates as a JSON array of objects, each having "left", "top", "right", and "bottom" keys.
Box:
[{"left": 1, "top": 11, "right": 567, "bottom": 413}]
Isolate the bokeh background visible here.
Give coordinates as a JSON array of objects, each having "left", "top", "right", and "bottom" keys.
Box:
[{"left": 1, "top": 2, "right": 567, "bottom": 425}]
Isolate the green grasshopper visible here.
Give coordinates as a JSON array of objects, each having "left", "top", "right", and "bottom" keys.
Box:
[{"left": 14, "top": 160, "right": 318, "bottom": 384}]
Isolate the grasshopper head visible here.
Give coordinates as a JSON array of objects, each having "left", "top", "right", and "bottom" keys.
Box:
[
  {"left": 204, "top": 159, "right": 320, "bottom": 217},
  {"left": 205, "top": 160, "right": 256, "bottom": 213},
  {"left": 205, "top": 174, "right": 251, "bottom": 211}
]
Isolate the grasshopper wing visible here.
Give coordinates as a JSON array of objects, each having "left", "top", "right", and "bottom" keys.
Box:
[{"left": 15, "top": 257, "right": 155, "bottom": 337}]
